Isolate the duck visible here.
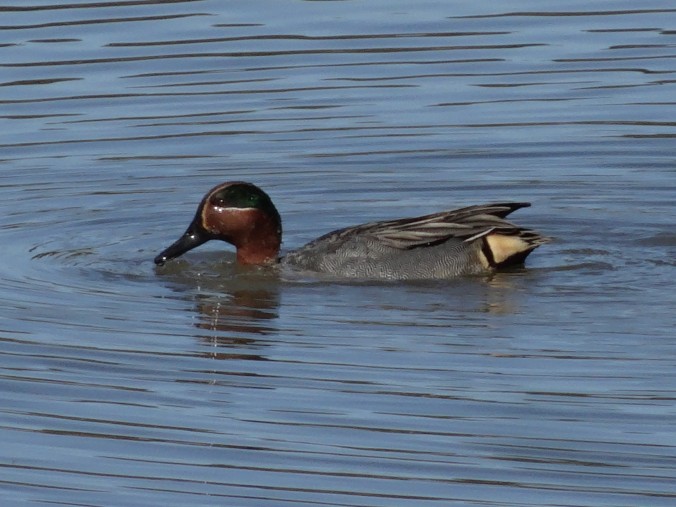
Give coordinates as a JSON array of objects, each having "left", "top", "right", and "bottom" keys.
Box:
[{"left": 154, "top": 181, "right": 549, "bottom": 279}]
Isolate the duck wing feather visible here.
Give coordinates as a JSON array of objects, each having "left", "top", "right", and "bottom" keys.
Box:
[{"left": 358, "top": 202, "right": 537, "bottom": 250}]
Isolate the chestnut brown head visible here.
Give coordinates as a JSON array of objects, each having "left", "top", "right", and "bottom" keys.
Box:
[{"left": 154, "top": 182, "right": 282, "bottom": 266}]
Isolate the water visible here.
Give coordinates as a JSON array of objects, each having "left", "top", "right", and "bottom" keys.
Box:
[{"left": 1, "top": 1, "right": 675, "bottom": 505}]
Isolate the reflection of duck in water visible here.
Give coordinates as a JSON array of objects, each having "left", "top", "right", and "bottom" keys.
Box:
[
  {"left": 195, "top": 288, "right": 279, "bottom": 337},
  {"left": 192, "top": 288, "right": 279, "bottom": 360},
  {"left": 155, "top": 181, "right": 548, "bottom": 280}
]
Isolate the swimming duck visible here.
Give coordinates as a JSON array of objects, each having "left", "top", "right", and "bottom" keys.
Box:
[{"left": 154, "top": 181, "right": 549, "bottom": 279}]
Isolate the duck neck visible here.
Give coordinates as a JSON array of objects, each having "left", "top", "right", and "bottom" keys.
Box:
[{"left": 234, "top": 209, "right": 282, "bottom": 265}]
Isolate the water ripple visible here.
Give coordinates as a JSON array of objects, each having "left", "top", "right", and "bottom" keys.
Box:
[{"left": 1, "top": 2, "right": 675, "bottom": 506}]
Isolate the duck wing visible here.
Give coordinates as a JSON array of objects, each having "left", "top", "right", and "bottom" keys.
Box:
[{"left": 362, "top": 202, "right": 537, "bottom": 250}]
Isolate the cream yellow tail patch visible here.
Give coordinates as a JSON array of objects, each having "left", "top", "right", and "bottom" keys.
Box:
[{"left": 485, "top": 234, "right": 531, "bottom": 265}]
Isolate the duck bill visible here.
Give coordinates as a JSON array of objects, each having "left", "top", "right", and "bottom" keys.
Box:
[{"left": 154, "top": 222, "right": 211, "bottom": 266}]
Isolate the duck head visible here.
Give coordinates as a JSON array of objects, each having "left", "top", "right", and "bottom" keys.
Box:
[{"left": 154, "top": 181, "right": 282, "bottom": 266}]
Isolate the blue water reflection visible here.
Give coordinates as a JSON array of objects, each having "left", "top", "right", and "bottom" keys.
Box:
[{"left": 1, "top": 1, "right": 675, "bottom": 506}]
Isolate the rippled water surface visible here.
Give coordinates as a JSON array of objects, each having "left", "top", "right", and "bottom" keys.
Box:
[{"left": 1, "top": 1, "right": 675, "bottom": 505}]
